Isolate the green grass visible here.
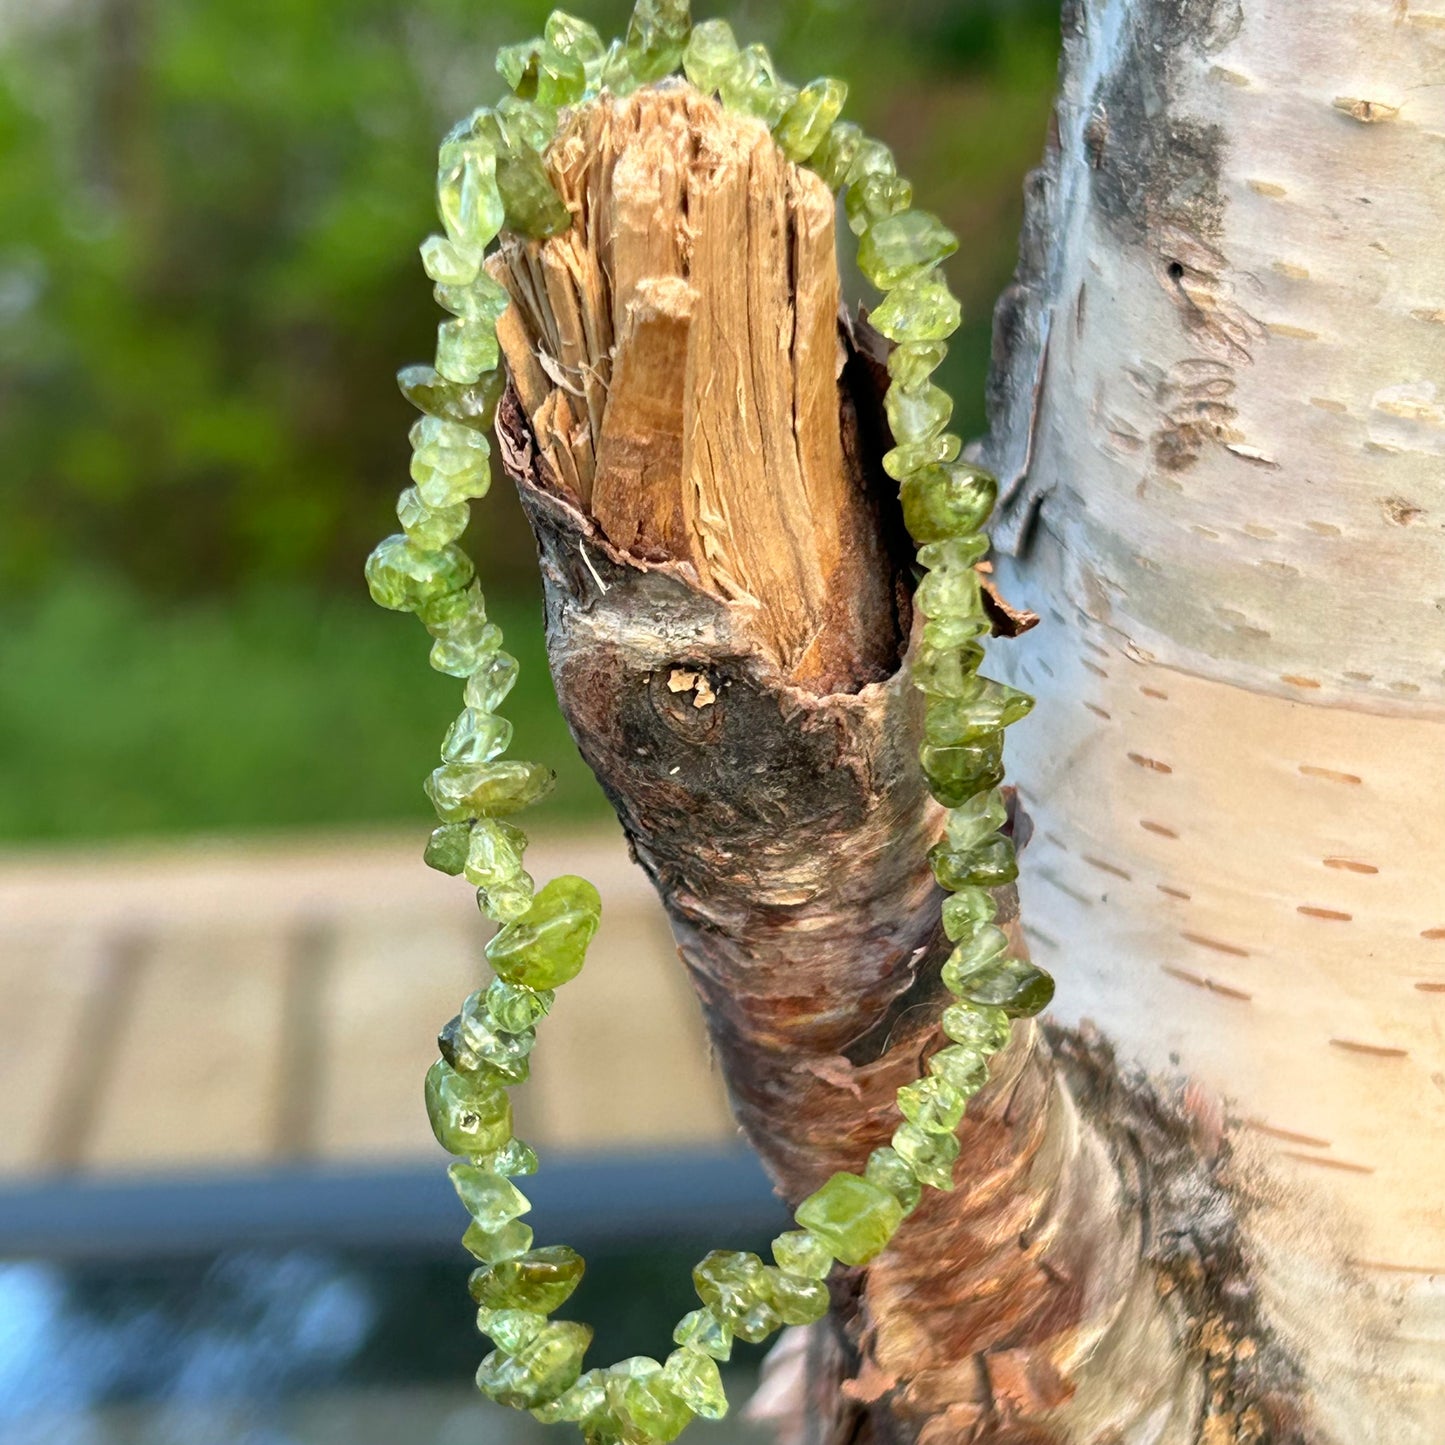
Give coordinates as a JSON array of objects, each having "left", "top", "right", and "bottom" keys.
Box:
[{"left": 0, "top": 574, "right": 609, "bottom": 843}]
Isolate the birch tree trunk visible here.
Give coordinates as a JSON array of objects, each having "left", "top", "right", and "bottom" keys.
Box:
[{"left": 490, "top": 3, "right": 1445, "bottom": 1440}]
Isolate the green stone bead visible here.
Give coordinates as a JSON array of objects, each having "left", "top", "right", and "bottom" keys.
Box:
[
  {"left": 691, "top": 1250, "right": 776, "bottom": 1336},
  {"left": 772, "top": 77, "right": 847, "bottom": 163},
  {"left": 443, "top": 708, "right": 513, "bottom": 766},
  {"left": 453, "top": 996, "right": 536, "bottom": 1082},
  {"left": 475, "top": 1319, "right": 591, "bottom": 1410},
  {"left": 915, "top": 564, "right": 982, "bottom": 623},
  {"left": 463, "top": 1218, "right": 534, "bottom": 1263},
  {"left": 425, "top": 759, "right": 556, "bottom": 821},
  {"left": 437, "top": 147, "right": 505, "bottom": 252},
  {"left": 436, "top": 317, "right": 499, "bottom": 384},
  {"left": 732, "top": 1299, "right": 782, "bottom": 1344},
  {"left": 901, "top": 463, "right": 997, "bottom": 543},
  {"left": 438, "top": 1013, "right": 484, "bottom": 1074},
  {"left": 397, "top": 364, "right": 505, "bottom": 434},
  {"left": 864, "top": 1145, "right": 922, "bottom": 1213},
  {"left": 494, "top": 96, "right": 558, "bottom": 155},
  {"left": 497, "top": 149, "right": 571, "bottom": 239},
  {"left": 929, "top": 834, "right": 1019, "bottom": 892},
  {"left": 920, "top": 736, "right": 1003, "bottom": 809},
  {"left": 598, "top": 39, "right": 640, "bottom": 97},
  {"left": 672, "top": 1306, "right": 733, "bottom": 1361},
  {"left": 949, "top": 957, "right": 1055, "bottom": 1018},
  {"left": 420, "top": 234, "right": 481, "bottom": 286},
  {"left": 765, "top": 1267, "right": 830, "bottom": 1325},
  {"left": 918, "top": 535, "right": 990, "bottom": 573},
  {"left": 891, "top": 1121, "right": 960, "bottom": 1192},
  {"left": 922, "top": 611, "right": 991, "bottom": 650},
  {"left": 465, "top": 650, "right": 520, "bottom": 712},
  {"left": 473, "top": 1137, "right": 540, "bottom": 1177},
  {"left": 624, "top": 0, "right": 691, "bottom": 83},
  {"left": 419, "top": 578, "right": 484, "bottom": 633},
  {"left": 923, "top": 678, "right": 1033, "bottom": 734},
  {"left": 545, "top": 10, "right": 606, "bottom": 69},
  {"left": 770, "top": 1229, "right": 832, "bottom": 1280},
  {"left": 945, "top": 790, "right": 1009, "bottom": 849},
  {"left": 886, "top": 381, "right": 954, "bottom": 446},
  {"left": 661, "top": 1348, "right": 727, "bottom": 1421},
  {"left": 858, "top": 210, "right": 959, "bottom": 289},
  {"left": 942, "top": 1002, "right": 1010, "bottom": 1055},
  {"left": 682, "top": 17, "right": 739, "bottom": 94},
  {"left": 531, "top": 1370, "right": 606, "bottom": 1424},
  {"left": 425, "top": 1058, "right": 512, "bottom": 1155},
  {"left": 397, "top": 487, "right": 468, "bottom": 551},
  {"left": 912, "top": 641, "right": 986, "bottom": 703},
  {"left": 871, "top": 273, "right": 962, "bottom": 343},
  {"left": 609, "top": 1357, "right": 694, "bottom": 1443},
  {"left": 450, "top": 1163, "right": 530, "bottom": 1230},
  {"left": 941, "top": 888, "right": 998, "bottom": 940},
  {"left": 477, "top": 1306, "right": 547, "bottom": 1354},
  {"left": 486, "top": 875, "right": 602, "bottom": 989},
  {"left": 884, "top": 432, "right": 962, "bottom": 480},
  {"left": 897, "top": 1074, "right": 967, "bottom": 1133},
  {"left": 497, "top": 39, "right": 543, "bottom": 97},
  {"left": 845, "top": 137, "right": 897, "bottom": 186},
  {"left": 940, "top": 923, "right": 1010, "bottom": 985},
  {"left": 409, "top": 415, "right": 491, "bottom": 508},
  {"left": 794, "top": 1172, "right": 903, "bottom": 1267},
  {"left": 719, "top": 44, "right": 795, "bottom": 126},
  {"left": 435, "top": 271, "right": 510, "bottom": 326},
  {"left": 430, "top": 621, "right": 503, "bottom": 677},
  {"left": 469, "top": 1244, "right": 585, "bottom": 1314},
  {"left": 424, "top": 821, "right": 471, "bottom": 876},
  {"left": 928, "top": 1043, "right": 990, "bottom": 1096},
  {"left": 535, "top": 42, "right": 587, "bottom": 108},
  {"left": 479, "top": 874, "right": 536, "bottom": 923},
  {"left": 845, "top": 173, "right": 913, "bottom": 237},
  {"left": 810, "top": 120, "right": 863, "bottom": 189},
  {"left": 364, "top": 535, "right": 474, "bottom": 614},
  {"left": 886, "top": 345, "right": 943, "bottom": 396},
  {"left": 485, "top": 977, "right": 555, "bottom": 1033}
]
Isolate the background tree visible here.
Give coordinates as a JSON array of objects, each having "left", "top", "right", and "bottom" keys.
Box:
[{"left": 490, "top": 2, "right": 1445, "bottom": 1441}]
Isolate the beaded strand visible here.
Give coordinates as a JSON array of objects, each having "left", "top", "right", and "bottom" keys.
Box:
[{"left": 364, "top": 3, "right": 1053, "bottom": 1439}]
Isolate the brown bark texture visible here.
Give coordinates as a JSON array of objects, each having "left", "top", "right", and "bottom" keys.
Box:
[{"left": 490, "top": 84, "right": 1302, "bottom": 1444}]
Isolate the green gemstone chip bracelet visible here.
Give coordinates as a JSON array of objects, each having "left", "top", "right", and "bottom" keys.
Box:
[{"left": 364, "top": 2, "right": 1053, "bottom": 1438}]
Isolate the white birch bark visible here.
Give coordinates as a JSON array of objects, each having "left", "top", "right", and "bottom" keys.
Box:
[{"left": 985, "top": 1, "right": 1445, "bottom": 1437}]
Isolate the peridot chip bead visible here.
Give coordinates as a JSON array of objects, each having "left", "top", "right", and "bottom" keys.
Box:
[
  {"left": 474, "top": 1137, "right": 541, "bottom": 1177},
  {"left": 772, "top": 77, "right": 847, "bottom": 163},
  {"left": 946, "top": 787, "right": 1008, "bottom": 848},
  {"left": 884, "top": 432, "right": 963, "bottom": 480},
  {"left": 845, "top": 172, "right": 913, "bottom": 236},
  {"left": 810, "top": 120, "right": 863, "bottom": 190},
  {"left": 886, "top": 380, "right": 955, "bottom": 446},
  {"left": 423, "top": 821, "right": 471, "bottom": 876},
  {"left": 891, "top": 1122, "right": 960, "bottom": 1192},
  {"left": 462, "top": 816, "right": 528, "bottom": 894},
  {"left": 535, "top": 42, "right": 587, "bottom": 107},
  {"left": 858, "top": 209, "right": 959, "bottom": 289},
  {"left": 949, "top": 957, "right": 1055, "bottom": 1018},
  {"left": 864, "top": 1144, "right": 922, "bottom": 1213},
  {"left": 420, "top": 233, "right": 481, "bottom": 286},
  {"left": 897, "top": 1074, "right": 967, "bottom": 1133},
  {"left": 672, "top": 1307, "right": 733, "bottom": 1361},
  {"left": 476, "top": 1319, "right": 592, "bottom": 1409},
  {"left": 486, "top": 874, "right": 602, "bottom": 988},
  {"left": 545, "top": 10, "right": 605, "bottom": 70},
  {"left": 465, "top": 650, "right": 520, "bottom": 712},
  {"left": 661, "top": 1348, "right": 728, "bottom": 1420},
  {"left": 436, "top": 316, "right": 500, "bottom": 384},
  {"left": 888, "top": 339, "right": 947, "bottom": 390},
  {"left": 451, "top": 1003, "right": 535, "bottom": 1083},
  {"left": 720, "top": 43, "right": 795, "bottom": 126},
  {"left": 624, "top": 0, "right": 691, "bottom": 83},
  {"left": 365, "top": 534, "right": 474, "bottom": 613},
  {"left": 940, "top": 923, "right": 1010, "bottom": 989},
  {"left": 766, "top": 1267, "right": 829, "bottom": 1325},
  {"left": 449, "top": 1163, "right": 531, "bottom": 1230},
  {"left": 479, "top": 873, "right": 536, "bottom": 924},
  {"left": 497, "top": 39, "right": 543, "bottom": 97},
  {"left": 409, "top": 415, "right": 491, "bottom": 508},
  {"left": 398, "top": 363, "right": 505, "bottom": 433},
  {"left": 928, "top": 1043, "right": 990, "bottom": 1095},
  {"left": 397, "top": 487, "right": 468, "bottom": 551},
  {"left": 920, "top": 736, "right": 1003, "bottom": 809},
  {"left": 437, "top": 145, "right": 505, "bottom": 252},
  {"left": 942, "top": 1001, "right": 1010, "bottom": 1054},
  {"left": 691, "top": 1250, "right": 779, "bottom": 1339},
  {"left": 443, "top": 707, "right": 513, "bottom": 766},
  {"left": 915, "top": 563, "right": 982, "bottom": 623},
  {"left": 794, "top": 1172, "right": 903, "bottom": 1267},
  {"left": 531, "top": 1370, "right": 606, "bottom": 1425},
  {"left": 922, "top": 677, "right": 1033, "bottom": 733},
  {"left": 941, "top": 887, "right": 998, "bottom": 940},
  {"left": 771, "top": 1229, "right": 832, "bottom": 1280},
  {"left": 477, "top": 1306, "right": 547, "bottom": 1354},
  {"left": 485, "top": 977, "right": 555, "bottom": 1033},
  {"left": 609, "top": 1357, "right": 694, "bottom": 1443},
  {"left": 901, "top": 463, "right": 997, "bottom": 543},
  {"left": 469, "top": 1243, "right": 585, "bottom": 1314},
  {"left": 846, "top": 136, "right": 897, "bottom": 186},
  {"left": 871, "top": 272, "right": 962, "bottom": 343},
  {"left": 425, "top": 759, "right": 556, "bottom": 821},
  {"left": 929, "top": 834, "right": 1020, "bottom": 891},
  {"left": 464, "top": 1218, "right": 534, "bottom": 1263},
  {"left": 434, "top": 270, "right": 510, "bottom": 324},
  {"left": 682, "top": 17, "right": 739, "bottom": 94},
  {"left": 425, "top": 1058, "right": 512, "bottom": 1155},
  {"left": 431, "top": 623, "right": 504, "bottom": 680}
]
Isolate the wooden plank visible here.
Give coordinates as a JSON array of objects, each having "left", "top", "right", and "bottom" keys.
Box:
[
  {"left": 0, "top": 926, "right": 110, "bottom": 1175},
  {"left": 85, "top": 926, "right": 290, "bottom": 1172},
  {"left": 526, "top": 898, "right": 738, "bottom": 1151}
]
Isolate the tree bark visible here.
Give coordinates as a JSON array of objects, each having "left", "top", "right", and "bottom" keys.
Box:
[{"left": 490, "top": 6, "right": 1444, "bottom": 1436}]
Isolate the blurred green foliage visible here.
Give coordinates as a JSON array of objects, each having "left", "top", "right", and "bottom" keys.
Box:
[{"left": 0, "top": 0, "right": 1058, "bottom": 841}]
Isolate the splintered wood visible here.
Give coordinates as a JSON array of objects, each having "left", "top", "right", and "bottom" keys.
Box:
[{"left": 490, "top": 85, "right": 897, "bottom": 692}]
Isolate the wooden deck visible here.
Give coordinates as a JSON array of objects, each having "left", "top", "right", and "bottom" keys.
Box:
[{"left": 0, "top": 827, "right": 738, "bottom": 1187}]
